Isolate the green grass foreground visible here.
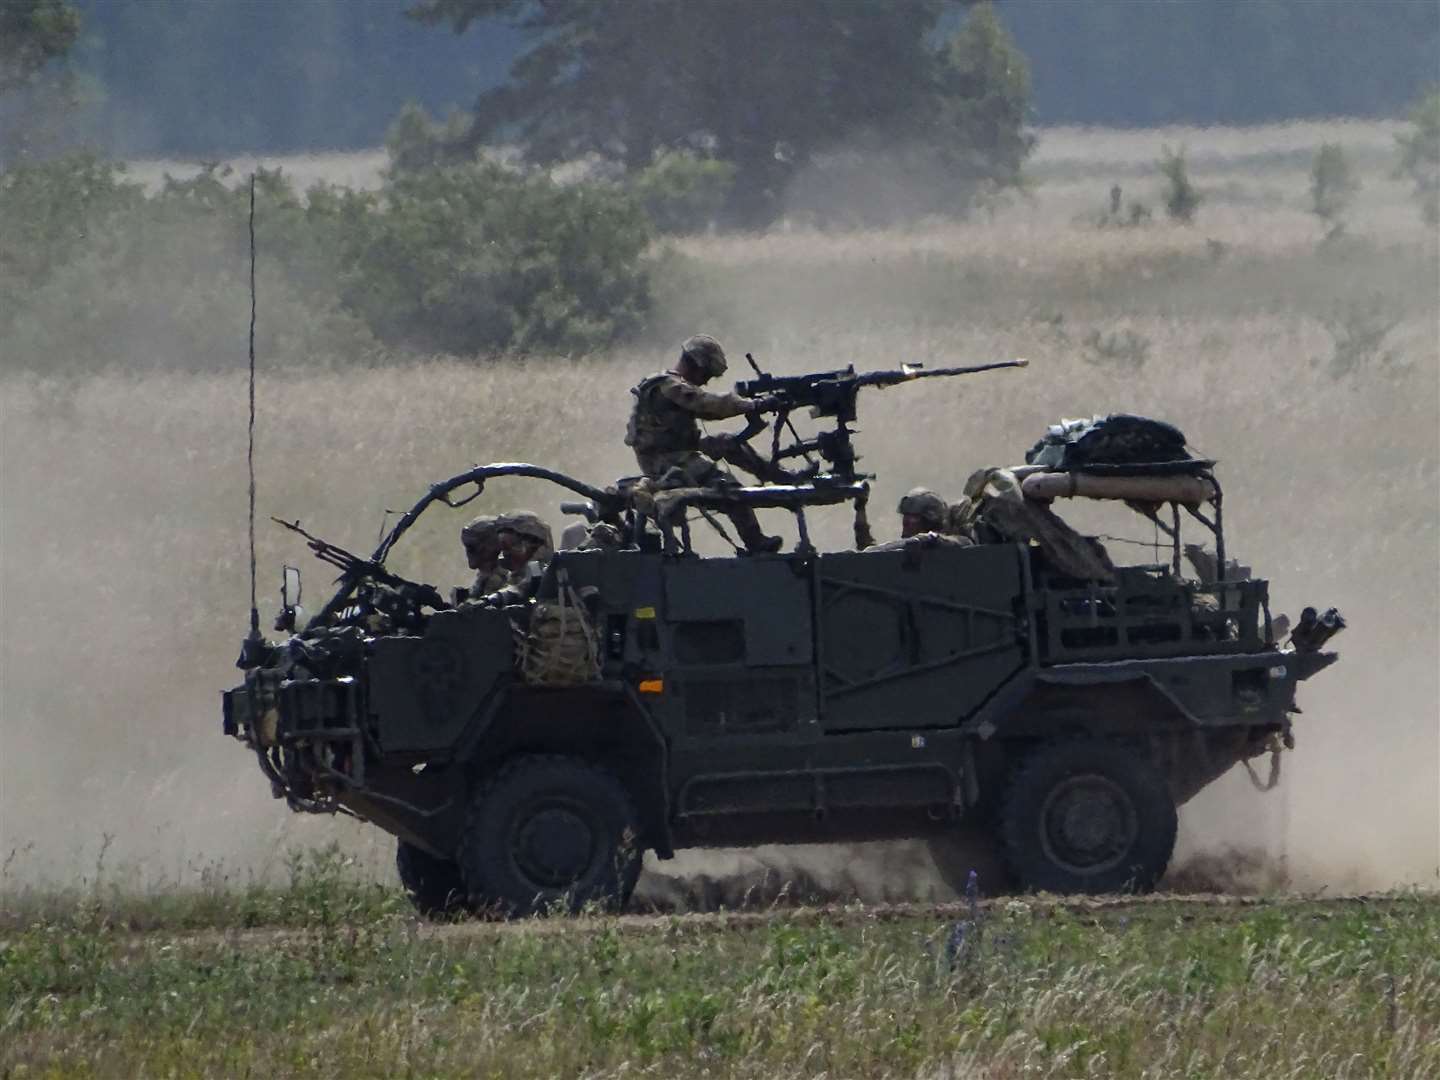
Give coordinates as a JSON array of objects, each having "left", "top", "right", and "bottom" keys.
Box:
[{"left": 2, "top": 867, "right": 1436, "bottom": 1079}]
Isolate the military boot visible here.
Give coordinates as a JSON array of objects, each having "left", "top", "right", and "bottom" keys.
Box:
[{"left": 729, "top": 509, "right": 783, "bottom": 555}]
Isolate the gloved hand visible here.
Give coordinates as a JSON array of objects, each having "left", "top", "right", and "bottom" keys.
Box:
[
  {"left": 744, "top": 393, "right": 785, "bottom": 414},
  {"left": 699, "top": 433, "right": 738, "bottom": 457}
]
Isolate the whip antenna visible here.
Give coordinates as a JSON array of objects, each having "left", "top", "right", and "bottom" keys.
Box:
[{"left": 245, "top": 174, "right": 260, "bottom": 643}]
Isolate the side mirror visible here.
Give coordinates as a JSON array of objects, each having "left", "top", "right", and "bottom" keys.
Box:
[{"left": 274, "top": 565, "right": 304, "bottom": 633}]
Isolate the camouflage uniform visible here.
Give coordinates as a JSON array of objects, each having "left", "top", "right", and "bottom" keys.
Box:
[
  {"left": 627, "top": 372, "right": 754, "bottom": 483},
  {"left": 625, "top": 334, "right": 781, "bottom": 553},
  {"left": 480, "top": 511, "right": 553, "bottom": 607},
  {"left": 461, "top": 514, "right": 507, "bottom": 600},
  {"left": 894, "top": 487, "right": 971, "bottom": 546}
]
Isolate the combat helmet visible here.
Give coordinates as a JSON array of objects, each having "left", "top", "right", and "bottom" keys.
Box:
[
  {"left": 680, "top": 334, "right": 728, "bottom": 378},
  {"left": 897, "top": 487, "right": 948, "bottom": 530},
  {"left": 460, "top": 513, "right": 500, "bottom": 546},
  {"left": 497, "top": 511, "right": 553, "bottom": 554}
]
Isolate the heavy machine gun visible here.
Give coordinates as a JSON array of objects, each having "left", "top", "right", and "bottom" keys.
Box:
[{"left": 734, "top": 358, "right": 1028, "bottom": 482}]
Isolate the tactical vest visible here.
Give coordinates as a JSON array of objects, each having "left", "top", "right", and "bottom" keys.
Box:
[{"left": 625, "top": 373, "right": 699, "bottom": 455}]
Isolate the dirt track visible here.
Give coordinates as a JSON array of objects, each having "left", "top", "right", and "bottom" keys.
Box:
[{"left": 102, "top": 891, "right": 1424, "bottom": 955}]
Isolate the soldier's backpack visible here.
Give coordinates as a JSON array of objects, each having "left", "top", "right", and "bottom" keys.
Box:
[{"left": 1025, "top": 414, "right": 1199, "bottom": 472}]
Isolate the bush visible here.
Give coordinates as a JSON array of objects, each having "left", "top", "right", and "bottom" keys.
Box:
[
  {"left": 0, "top": 153, "right": 142, "bottom": 295},
  {"left": 1310, "top": 143, "right": 1359, "bottom": 235},
  {"left": 1321, "top": 296, "right": 1399, "bottom": 378},
  {"left": 337, "top": 163, "right": 652, "bottom": 354},
  {"left": 1395, "top": 87, "right": 1439, "bottom": 226},
  {"left": 1082, "top": 328, "right": 1151, "bottom": 371},
  {"left": 627, "top": 152, "right": 736, "bottom": 235},
  {"left": 1159, "top": 145, "right": 1201, "bottom": 224},
  {"left": 931, "top": 2, "right": 1035, "bottom": 199},
  {"left": 0, "top": 154, "right": 656, "bottom": 371}
]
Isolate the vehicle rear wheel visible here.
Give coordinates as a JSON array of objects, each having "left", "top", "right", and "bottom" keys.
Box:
[
  {"left": 460, "top": 755, "right": 642, "bottom": 917},
  {"left": 396, "top": 839, "right": 468, "bottom": 919},
  {"left": 999, "top": 740, "right": 1176, "bottom": 894}
]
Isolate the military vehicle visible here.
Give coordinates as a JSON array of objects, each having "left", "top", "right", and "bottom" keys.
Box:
[{"left": 223, "top": 367, "right": 1342, "bottom": 916}]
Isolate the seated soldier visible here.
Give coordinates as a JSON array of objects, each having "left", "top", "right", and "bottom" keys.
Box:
[
  {"left": 625, "top": 333, "right": 785, "bottom": 554},
  {"left": 896, "top": 487, "right": 971, "bottom": 545},
  {"left": 460, "top": 514, "right": 505, "bottom": 602},
  {"left": 482, "top": 511, "right": 553, "bottom": 607}
]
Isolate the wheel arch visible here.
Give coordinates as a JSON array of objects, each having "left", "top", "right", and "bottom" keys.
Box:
[
  {"left": 458, "top": 685, "right": 673, "bottom": 858},
  {"left": 970, "top": 670, "right": 1199, "bottom": 741}
]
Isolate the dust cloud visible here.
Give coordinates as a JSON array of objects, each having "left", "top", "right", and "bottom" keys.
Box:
[{"left": 2, "top": 125, "right": 1436, "bottom": 900}]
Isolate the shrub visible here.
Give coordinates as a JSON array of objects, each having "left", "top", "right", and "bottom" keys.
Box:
[
  {"left": 332, "top": 163, "right": 652, "bottom": 355},
  {"left": 1395, "top": 87, "right": 1440, "bottom": 226},
  {"left": 1082, "top": 328, "right": 1151, "bottom": 371},
  {"left": 931, "top": 2, "right": 1036, "bottom": 200},
  {"left": 1310, "top": 143, "right": 1359, "bottom": 235},
  {"left": 0, "top": 153, "right": 142, "bottom": 299},
  {"left": 1159, "top": 145, "right": 1201, "bottom": 224},
  {"left": 1321, "top": 297, "right": 1399, "bottom": 378},
  {"left": 0, "top": 153, "right": 656, "bottom": 370},
  {"left": 384, "top": 102, "right": 473, "bottom": 174},
  {"left": 627, "top": 152, "right": 736, "bottom": 235}
]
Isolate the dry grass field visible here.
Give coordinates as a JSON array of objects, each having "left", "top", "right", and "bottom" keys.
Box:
[{"left": 1, "top": 122, "right": 1438, "bottom": 1074}]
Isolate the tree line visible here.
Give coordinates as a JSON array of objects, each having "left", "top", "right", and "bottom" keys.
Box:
[{"left": 30, "top": 0, "right": 1438, "bottom": 159}]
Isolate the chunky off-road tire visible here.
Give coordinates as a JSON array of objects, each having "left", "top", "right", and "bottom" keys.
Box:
[
  {"left": 460, "top": 755, "right": 643, "bottom": 918},
  {"left": 396, "top": 839, "right": 468, "bottom": 919},
  {"left": 999, "top": 740, "right": 1176, "bottom": 894}
]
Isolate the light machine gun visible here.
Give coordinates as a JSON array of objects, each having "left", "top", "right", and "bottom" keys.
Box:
[
  {"left": 733, "top": 358, "right": 1029, "bottom": 483},
  {"left": 271, "top": 516, "right": 450, "bottom": 631}
]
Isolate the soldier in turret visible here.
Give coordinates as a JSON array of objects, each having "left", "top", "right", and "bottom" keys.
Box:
[
  {"left": 626, "top": 334, "right": 784, "bottom": 554},
  {"left": 897, "top": 487, "right": 951, "bottom": 539},
  {"left": 881, "top": 487, "right": 971, "bottom": 549}
]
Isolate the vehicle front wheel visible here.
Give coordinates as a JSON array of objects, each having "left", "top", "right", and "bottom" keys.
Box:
[
  {"left": 396, "top": 839, "right": 468, "bottom": 919},
  {"left": 925, "top": 824, "right": 1013, "bottom": 898},
  {"left": 999, "top": 740, "right": 1176, "bottom": 894},
  {"left": 460, "top": 755, "right": 642, "bottom": 917}
]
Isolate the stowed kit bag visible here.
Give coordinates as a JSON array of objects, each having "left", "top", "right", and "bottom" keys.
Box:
[
  {"left": 517, "top": 571, "right": 601, "bottom": 686},
  {"left": 1025, "top": 414, "right": 1197, "bottom": 472}
]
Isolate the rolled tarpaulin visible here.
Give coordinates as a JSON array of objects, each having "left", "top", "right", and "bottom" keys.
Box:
[{"left": 1021, "top": 470, "right": 1217, "bottom": 506}]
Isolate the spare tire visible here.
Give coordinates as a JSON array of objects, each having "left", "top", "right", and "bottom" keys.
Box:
[{"left": 999, "top": 740, "right": 1176, "bottom": 894}]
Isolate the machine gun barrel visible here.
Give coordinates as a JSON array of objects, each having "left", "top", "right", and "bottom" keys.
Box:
[
  {"left": 272, "top": 517, "right": 448, "bottom": 620},
  {"left": 731, "top": 358, "right": 1028, "bottom": 481},
  {"left": 851, "top": 357, "right": 1029, "bottom": 388},
  {"left": 735, "top": 358, "right": 1027, "bottom": 404}
]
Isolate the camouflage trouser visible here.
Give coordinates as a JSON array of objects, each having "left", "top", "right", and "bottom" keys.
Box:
[
  {"left": 636, "top": 449, "right": 735, "bottom": 490},
  {"left": 634, "top": 450, "right": 773, "bottom": 551}
]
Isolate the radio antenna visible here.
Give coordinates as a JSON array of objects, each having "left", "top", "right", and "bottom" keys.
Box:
[{"left": 245, "top": 174, "right": 260, "bottom": 643}]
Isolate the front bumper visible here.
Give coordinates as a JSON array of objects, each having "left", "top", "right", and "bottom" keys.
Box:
[{"left": 222, "top": 675, "right": 366, "bottom": 812}]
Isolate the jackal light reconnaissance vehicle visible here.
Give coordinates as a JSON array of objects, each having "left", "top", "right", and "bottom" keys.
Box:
[{"left": 223, "top": 361, "right": 1342, "bottom": 916}]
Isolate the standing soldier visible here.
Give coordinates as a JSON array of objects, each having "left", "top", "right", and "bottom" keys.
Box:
[{"left": 625, "top": 334, "right": 784, "bottom": 553}]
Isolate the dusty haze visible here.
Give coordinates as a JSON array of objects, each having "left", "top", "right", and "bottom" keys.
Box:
[{"left": 2, "top": 121, "right": 1436, "bottom": 898}]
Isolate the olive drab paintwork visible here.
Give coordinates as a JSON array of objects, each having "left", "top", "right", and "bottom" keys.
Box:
[{"left": 224, "top": 417, "right": 1341, "bottom": 914}]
